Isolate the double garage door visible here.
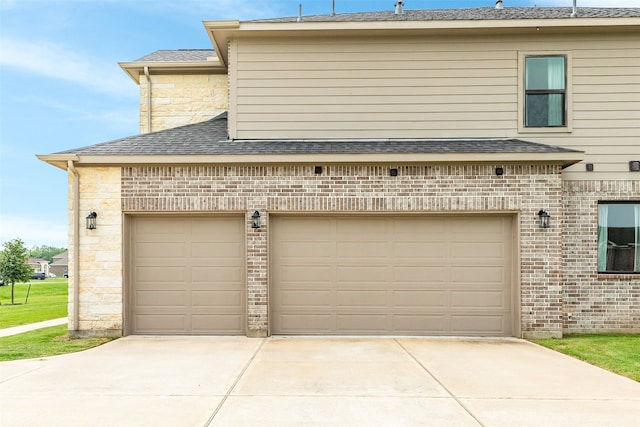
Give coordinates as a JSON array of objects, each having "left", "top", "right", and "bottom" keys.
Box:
[
  {"left": 271, "top": 216, "right": 515, "bottom": 336},
  {"left": 129, "top": 215, "right": 515, "bottom": 336}
]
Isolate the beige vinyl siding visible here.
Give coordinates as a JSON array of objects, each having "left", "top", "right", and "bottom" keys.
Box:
[{"left": 232, "top": 33, "right": 639, "bottom": 180}]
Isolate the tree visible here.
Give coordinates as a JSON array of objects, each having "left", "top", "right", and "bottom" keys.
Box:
[
  {"left": 0, "top": 239, "right": 34, "bottom": 305},
  {"left": 30, "top": 245, "right": 66, "bottom": 264}
]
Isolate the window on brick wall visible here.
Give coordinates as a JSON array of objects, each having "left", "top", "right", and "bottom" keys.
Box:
[{"left": 597, "top": 202, "right": 640, "bottom": 273}]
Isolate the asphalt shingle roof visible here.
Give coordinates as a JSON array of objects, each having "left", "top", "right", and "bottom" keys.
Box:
[
  {"left": 56, "top": 113, "right": 581, "bottom": 157},
  {"left": 251, "top": 7, "right": 640, "bottom": 23},
  {"left": 134, "top": 49, "right": 215, "bottom": 62}
]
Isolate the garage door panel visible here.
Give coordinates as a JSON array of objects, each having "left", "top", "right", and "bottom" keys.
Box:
[
  {"left": 452, "top": 219, "right": 504, "bottom": 234},
  {"left": 394, "top": 290, "right": 446, "bottom": 307},
  {"left": 336, "top": 218, "right": 390, "bottom": 235},
  {"left": 191, "top": 315, "right": 243, "bottom": 333},
  {"left": 191, "top": 242, "right": 242, "bottom": 258},
  {"left": 451, "top": 315, "right": 506, "bottom": 334},
  {"left": 130, "top": 216, "right": 245, "bottom": 335},
  {"left": 271, "top": 215, "right": 514, "bottom": 336},
  {"left": 336, "top": 314, "right": 388, "bottom": 332},
  {"left": 277, "top": 314, "right": 333, "bottom": 332},
  {"left": 191, "top": 290, "right": 243, "bottom": 307},
  {"left": 135, "top": 314, "right": 185, "bottom": 333},
  {"left": 393, "top": 315, "right": 446, "bottom": 333},
  {"left": 336, "top": 266, "right": 388, "bottom": 283},
  {"left": 136, "top": 219, "right": 186, "bottom": 235},
  {"left": 191, "top": 266, "right": 243, "bottom": 282},
  {"left": 337, "top": 290, "right": 388, "bottom": 307},
  {"left": 281, "top": 242, "right": 333, "bottom": 258},
  {"left": 337, "top": 241, "right": 388, "bottom": 258},
  {"left": 393, "top": 242, "right": 447, "bottom": 258},
  {"left": 136, "top": 267, "right": 186, "bottom": 282},
  {"left": 452, "top": 267, "right": 505, "bottom": 283},
  {"left": 280, "top": 265, "right": 332, "bottom": 281},
  {"left": 280, "top": 289, "right": 333, "bottom": 307},
  {"left": 136, "top": 290, "right": 186, "bottom": 307},
  {"left": 451, "top": 291, "right": 505, "bottom": 308},
  {"left": 452, "top": 242, "right": 504, "bottom": 258},
  {"left": 136, "top": 242, "right": 185, "bottom": 258},
  {"left": 393, "top": 266, "right": 446, "bottom": 282}
]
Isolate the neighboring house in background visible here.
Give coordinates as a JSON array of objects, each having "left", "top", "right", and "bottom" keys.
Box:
[
  {"left": 27, "top": 258, "right": 49, "bottom": 276},
  {"left": 38, "top": 5, "right": 639, "bottom": 339},
  {"left": 49, "top": 250, "right": 69, "bottom": 277}
]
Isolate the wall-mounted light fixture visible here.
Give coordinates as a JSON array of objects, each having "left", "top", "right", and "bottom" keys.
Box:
[
  {"left": 389, "top": 168, "right": 398, "bottom": 177},
  {"left": 495, "top": 167, "right": 504, "bottom": 176},
  {"left": 585, "top": 163, "right": 594, "bottom": 172},
  {"left": 86, "top": 211, "right": 97, "bottom": 230},
  {"left": 537, "top": 210, "right": 550, "bottom": 229},
  {"left": 251, "top": 211, "right": 261, "bottom": 229},
  {"left": 630, "top": 161, "right": 640, "bottom": 172}
]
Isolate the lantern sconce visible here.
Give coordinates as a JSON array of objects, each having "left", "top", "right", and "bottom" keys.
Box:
[
  {"left": 251, "top": 210, "right": 261, "bottom": 229},
  {"left": 537, "top": 210, "right": 550, "bottom": 229},
  {"left": 86, "top": 211, "right": 97, "bottom": 230}
]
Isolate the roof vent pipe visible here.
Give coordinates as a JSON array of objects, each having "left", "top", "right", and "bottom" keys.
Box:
[
  {"left": 571, "top": 0, "right": 578, "bottom": 17},
  {"left": 395, "top": 1, "right": 404, "bottom": 14},
  {"left": 331, "top": 0, "right": 335, "bottom": 16},
  {"left": 297, "top": 3, "right": 302, "bottom": 21},
  {"left": 496, "top": 0, "right": 503, "bottom": 9}
]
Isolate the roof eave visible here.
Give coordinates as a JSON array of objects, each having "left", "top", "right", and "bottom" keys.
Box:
[
  {"left": 36, "top": 154, "right": 80, "bottom": 170},
  {"left": 118, "top": 60, "right": 226, "bottom": 84},
  {"left": 204, "top": 17, "right": 640, "bottom": 65},
  {"left": 203, "top": 20, "right": 240, "bottom": 68},
  {"left": 54, "top": 151, "right": 584, "bottom": 168}
]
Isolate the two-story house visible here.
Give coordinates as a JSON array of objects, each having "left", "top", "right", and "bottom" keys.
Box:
[{"left": 38, "top": 5, "right": 640, "bottom": 339}]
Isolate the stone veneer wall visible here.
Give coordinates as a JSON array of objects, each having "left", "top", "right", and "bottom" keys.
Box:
[
  {"left": 563, "top": 180, "right": 640, "bottom": 333},
  {"left": 68, "top": 167, "right": 122, "bottom": 337},
  {"left": 121, "top": 163, "right": 564, "bottom": 338},
  {"left": 139, "top": 74, "right": 228, "bottom": 133}
]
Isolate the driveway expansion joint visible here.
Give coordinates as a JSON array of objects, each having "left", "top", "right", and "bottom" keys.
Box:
[
  {"left": 202, "top": 337, "right": 266, "bottom": 427},
  {"left": 394, "top": 338, "right": 487, "bottom": 427}
]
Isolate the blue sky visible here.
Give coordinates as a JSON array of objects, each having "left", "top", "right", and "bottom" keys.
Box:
[{"left": 1, "top": 0, "right": 638, "bottom": 249}]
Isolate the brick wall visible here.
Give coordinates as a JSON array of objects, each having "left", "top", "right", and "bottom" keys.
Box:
[
  {"left": 139, "top": 74, "right": 228, "bottom": 133},
  {"left": 563, "top": 180, "right": 640, "bottom": 333},
  {"left": 122, "top": 163, "right": 564, "bottom": 338}
]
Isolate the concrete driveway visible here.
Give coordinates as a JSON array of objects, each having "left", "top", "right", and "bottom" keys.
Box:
[{"left": 1, "top": 337, "right": 638, "bottom": 427}]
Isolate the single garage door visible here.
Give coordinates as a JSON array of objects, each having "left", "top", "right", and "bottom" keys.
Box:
[
  {"left": 271, "top": 215, "right": 515, "bottom": 336},
  {"left": 128, "top": 216, "right": 245, "bottom": 335}
]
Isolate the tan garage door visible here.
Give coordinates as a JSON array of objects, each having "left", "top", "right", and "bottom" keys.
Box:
[
  {"left": 128, "top": 216, "right": 245, "bottom": 335},
  {"left": 271, "top": 216, "right": 515, "bottom": 336}
]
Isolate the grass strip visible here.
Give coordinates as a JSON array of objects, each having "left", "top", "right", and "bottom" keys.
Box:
[
  {"left": 0, "top": 325, "right": 115, "bottom": 362},
  {"left": 534, "top": 334, "right": 640, "bottom": 382},
  {"left": 0, "top": 279, "right": 68, "bottom": 328}
]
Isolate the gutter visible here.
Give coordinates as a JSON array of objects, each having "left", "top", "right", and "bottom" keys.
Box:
[{"left": 67, "top": 160, "right": 80, "bottom": 333}]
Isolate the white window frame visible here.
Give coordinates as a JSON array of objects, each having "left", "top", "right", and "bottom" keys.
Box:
[{"left": 518, "top": 51, "right": 573, "bottom": 134}]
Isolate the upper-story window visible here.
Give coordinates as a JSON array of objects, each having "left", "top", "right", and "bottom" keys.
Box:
[
  {"left": 524, "top": 55, "right": 567, "bottom": 127},
  {"left": 598, "top": 202, "right": 640, "bottom": 274}
]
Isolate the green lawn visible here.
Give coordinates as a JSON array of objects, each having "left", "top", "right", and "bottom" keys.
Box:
[
  {"left": 0, "top": 277, "right": 68, "bottom": 328},
  {"left": 534, "top": 334, "right": 640, "bottom": 382},
  {"left": 0, "top": 324, "right": 115, "bottom": 362}
]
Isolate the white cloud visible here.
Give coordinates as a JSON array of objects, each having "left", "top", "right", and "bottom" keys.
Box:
[
  {"left": 0, "top": 37, "right": 134, "bottom": 99},
  {"left": 535, "top": 0, "right": 640, "bottom": 6},
  {"left": 0, "top": 214, "right": 68, "bottom": 249}
]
